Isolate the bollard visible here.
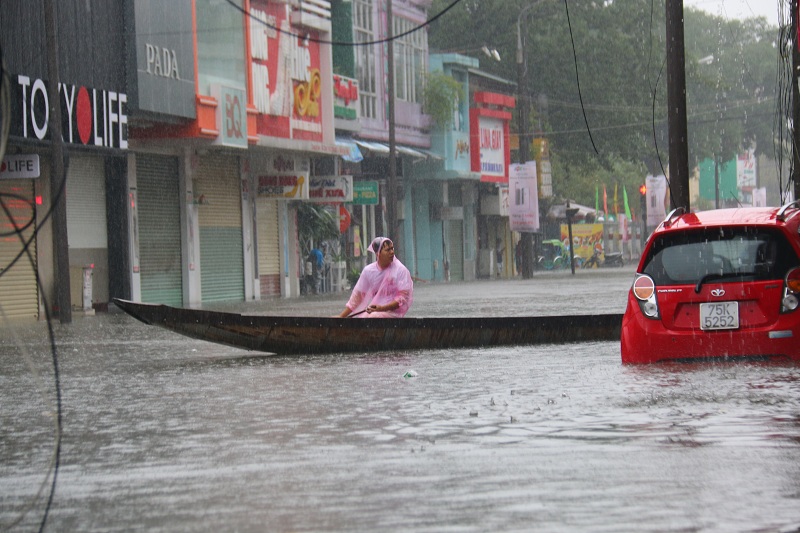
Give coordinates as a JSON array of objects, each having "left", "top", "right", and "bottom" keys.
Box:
[{"left": 82, "top": 264, "right": 95, "bottom": 315}]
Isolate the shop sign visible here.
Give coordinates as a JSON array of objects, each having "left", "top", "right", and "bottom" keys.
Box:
[
  {"left": 475, "top": 116, "right": 504, "bottom": 180},
  {"left": 333, "top": 75, "right": 359, "bottom": 121},
  {"left": 12, "top": 75, "right": 128, "bottom": 149},
  {"left": 509, "top": 162, "right": 539, "bottom": 232},
  {"left": 211, "top": 84, "right": 247, "bottom": 149},
  {"left": 309, "top": 175, "right": 353, "bottom": 203},
  {"left": 1, "top": 155, "right": 40, "bottom": 179},
  {"left": 256, "top": 155, "right": 309, "bottom": 199},
  {"left": 250, "top": 0, "right": 326, "bottom": 143},
  {"left": 132, "top": 0, "right": 195, "bottom": 118},
  {"left": 352, "top": 181, "right": 379, "bottom": 205}
]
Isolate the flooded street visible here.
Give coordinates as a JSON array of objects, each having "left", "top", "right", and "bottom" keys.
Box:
[{"left": 2, "top": 270, "right": 800, "bottom": 532}]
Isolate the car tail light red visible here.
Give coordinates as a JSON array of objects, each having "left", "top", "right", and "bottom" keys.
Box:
[
  {"left": 786, "top": 267, "right": 800, "bottom": 293},
  {"left": 782, "top": 267, "right": 800, "bottom": 313},
  {"left": 632, "top": 274, "right": 659, "bottom": 318}
]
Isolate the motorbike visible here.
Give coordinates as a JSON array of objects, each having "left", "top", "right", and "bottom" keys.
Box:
[{"left": 582, "top": 248, "right": 625, "bottom": 268}]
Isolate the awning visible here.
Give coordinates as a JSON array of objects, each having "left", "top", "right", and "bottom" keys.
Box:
[
  {"left": 335, "top": 137, "right": 364, "bottom": 163},
  {"left": 354, "top": 140, "right": 390, "bottom": 154},
  {"left": 353, "top": 140, "right": 437, "bottom": 160}
]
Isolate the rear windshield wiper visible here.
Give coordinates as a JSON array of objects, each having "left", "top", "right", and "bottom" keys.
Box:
[{"left": 695, "top": 272, "right": 756, "bottom": 293}]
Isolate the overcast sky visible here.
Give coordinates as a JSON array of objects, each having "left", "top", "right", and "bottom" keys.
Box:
[{"left": 683, "top": 0, "right": 782, "bottom": 26}]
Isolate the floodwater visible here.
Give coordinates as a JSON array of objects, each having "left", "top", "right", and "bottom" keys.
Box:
[{"left": 2, "top": 269, "right": 800, "bottom": 532}]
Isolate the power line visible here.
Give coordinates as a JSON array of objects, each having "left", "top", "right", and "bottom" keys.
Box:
[{"left": 223, "top": 0, "right": 465, "bottom": 47}]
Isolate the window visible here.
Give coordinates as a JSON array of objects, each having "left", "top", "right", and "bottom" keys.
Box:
[
  {"left": 196, "top": 0, "right": 246, "bottom": 96},
  {"left": 393, "top": 17, "right": 427, "bottom": 104},
  {"left": 353, "top": 0, "right": 377, "bottom": 119},
  {"left": 643, "top": 227, "right": 800, "bottom": 285}
]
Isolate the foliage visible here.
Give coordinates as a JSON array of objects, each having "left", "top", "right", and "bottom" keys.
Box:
[
  {"left": 429, "top": 0, "right": 782, "bottom": 198},
  {"left": 422, "top": 71, "right": 463, "bottom": 128},
  {"left": 296, "top": 202, "right": 339, "bottom": 252}
]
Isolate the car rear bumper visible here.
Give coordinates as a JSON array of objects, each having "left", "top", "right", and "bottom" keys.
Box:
[{"left": 620, "top": 306, "right": 800, "bottom": 364}]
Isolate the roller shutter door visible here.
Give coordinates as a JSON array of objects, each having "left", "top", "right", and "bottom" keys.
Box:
[
  {"left": 0, "top": 180, "right": 39, "bottom": 320},
  {"left": 448, "top": 220, "right": 464, "bottom": 281},
  {"left": 196, "top": 155, "right": 244, "bottom": 302},
  {"left": 256, "top": 198, "right": 281, "bottom": 296},
  {"left": 137, "top": 154, "right": 183, "bottom": 306},
  {"left": 66, "top": 157, "right": 107, "bottom": 248}
]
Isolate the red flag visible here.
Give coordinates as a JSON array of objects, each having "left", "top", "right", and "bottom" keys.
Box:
[{"left": 339, "top": 205, "right": 351, "bottom": 233}]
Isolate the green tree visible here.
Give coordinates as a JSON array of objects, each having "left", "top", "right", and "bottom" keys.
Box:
[{"left": 428, "top": 0, "right": 782, "bottom": 206}]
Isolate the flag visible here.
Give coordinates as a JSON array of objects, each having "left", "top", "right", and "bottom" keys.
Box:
[
  {"left": 603, "top": 185, "right": 608, "bottom": 215},
  {"left": 614, "top": 183, "right": 619, "bottom": 217},
  {"left": 623, "top": 185, "right": 632, "bottom": 220}
]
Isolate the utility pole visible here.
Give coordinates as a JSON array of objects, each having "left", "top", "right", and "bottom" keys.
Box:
[
  {"left": 386, "top": 0, "right": 398, "bottom": 245},
  {"left": 516, "top": 1, "right": 543, "bottom": 279},
  {"left": 665, "top": 0, "right": 690, "bottom": 211},
  {"left": 44, "top": 0, "right": 72, "bottom": 323}
]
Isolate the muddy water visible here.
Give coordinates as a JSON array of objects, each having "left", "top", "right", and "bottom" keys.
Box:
[{"left": 2, "top": 273, "right": 799, "bottom": 532}]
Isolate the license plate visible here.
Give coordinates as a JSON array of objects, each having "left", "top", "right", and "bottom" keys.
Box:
[{"left": 699, "top": 302, "right": 739, "bottom": 330}]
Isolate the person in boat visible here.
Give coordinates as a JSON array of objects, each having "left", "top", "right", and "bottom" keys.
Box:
[{"left": 337, "top": 237, "right": 414, "bottom": 318}]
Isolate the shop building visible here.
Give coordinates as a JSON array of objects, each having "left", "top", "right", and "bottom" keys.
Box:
[{"left": 1, "top": 1, "right": 129, "bottom": 321}]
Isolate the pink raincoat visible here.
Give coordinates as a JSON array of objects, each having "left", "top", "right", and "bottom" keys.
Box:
[{"left": 346, "top": 241, "right": 413, "bottom": 318}]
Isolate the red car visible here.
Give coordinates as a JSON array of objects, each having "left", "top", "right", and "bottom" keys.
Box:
[{"left": 621, "top": 204, "right": 800, "bottom": 364}]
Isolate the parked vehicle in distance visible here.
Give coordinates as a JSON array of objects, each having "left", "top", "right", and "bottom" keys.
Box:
[
  {"left": 538, "top": 239, "right": 571, "bottom": 270},
  {"left": 583, "top": 247, "right": 625, "bottom": 268},
  {"left": 621, "top": 203, "right": 800, "bottom": 364}
]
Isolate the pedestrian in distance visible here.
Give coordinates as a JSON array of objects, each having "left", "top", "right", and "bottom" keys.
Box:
[
  {"left": 308, "top": 247, "right": 324, "bottom": 293},
  {"left": 337, "top": 237, "right": 414, "bottom": 318},
  {"left": 496, "top": 238, "right": 504, "bottom": 278}
]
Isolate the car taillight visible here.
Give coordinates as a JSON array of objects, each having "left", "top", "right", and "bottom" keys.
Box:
[
  {"left": 786, "top": 267, "right": 800, "bottom": 293},
  {"left": 632, "top": 274, "right": 659, "bottom": 319},
  {"left": 781, "top": 267, "right": 800, "bottom": 313}
]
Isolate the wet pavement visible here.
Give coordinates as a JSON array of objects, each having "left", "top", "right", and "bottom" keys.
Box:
[{"left": 2, "top": 268, "right": 800, "bottom": 532}]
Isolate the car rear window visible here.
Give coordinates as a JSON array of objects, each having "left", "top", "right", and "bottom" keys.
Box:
[{"left": 641, "top": 226, "right": 799, "bottom": 285}]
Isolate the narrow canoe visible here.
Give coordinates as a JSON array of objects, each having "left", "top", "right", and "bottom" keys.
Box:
[{"left": 113, "top": 298, "right": 623, "bottom": 355}]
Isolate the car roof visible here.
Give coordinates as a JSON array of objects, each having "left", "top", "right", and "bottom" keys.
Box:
[{"left": 656, "top": 206, "right": 800, "bottom": 234}]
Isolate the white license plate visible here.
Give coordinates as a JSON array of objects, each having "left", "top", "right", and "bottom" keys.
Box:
[{"left": 699, "top": 302, "right": 739, "bottom": 330}]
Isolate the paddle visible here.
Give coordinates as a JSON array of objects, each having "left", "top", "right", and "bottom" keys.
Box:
[{"left": 347, "top": 309, "right": 367, "bottom": 318}]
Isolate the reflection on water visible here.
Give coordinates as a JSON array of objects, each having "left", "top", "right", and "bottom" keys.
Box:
[{"left": 2, "top": 314, "right": 799, "bottom": 532}]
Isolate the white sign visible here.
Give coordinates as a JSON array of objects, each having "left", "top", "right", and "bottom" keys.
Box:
[
  {"left": 1, "top": 154, "right": 40, "bottom": 179},
  {"left": 508, "top": 162, "right": 539, "bottom": 232},
  {"left": 737, "top": 150, "right": 756, "bottom": 188},
  {"left": 309, "top": 175, "right": 353, "bottom": 203},
  {"left": 478, "top": 116, "right": 505, "bottom": 178},
  {"left": 645, "top": 174, "right": 668, "bottom": 227}
]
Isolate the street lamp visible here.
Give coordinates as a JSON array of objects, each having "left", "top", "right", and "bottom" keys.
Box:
[{"left": 516, "top": 0, "right": 549, "bottom": 278}]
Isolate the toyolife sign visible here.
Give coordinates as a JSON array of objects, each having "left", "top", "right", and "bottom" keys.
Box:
[
  {"left": 1, "top": 155, "right": 40, "bottom": 179},
  {"left": 12, "top": 75, "right": 128, "bottom": 149}
]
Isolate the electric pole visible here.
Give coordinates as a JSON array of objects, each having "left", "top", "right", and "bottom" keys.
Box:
[
  {"left": 666, "top": 0, "right": 690, "bottom": 211},
  {"left": 44, "top": 0, "right": 72, "bottom": 323}
]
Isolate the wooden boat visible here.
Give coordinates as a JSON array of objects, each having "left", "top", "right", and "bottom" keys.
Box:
[{"left": 113, "top": 298, "right": 623, "bottom": 355}]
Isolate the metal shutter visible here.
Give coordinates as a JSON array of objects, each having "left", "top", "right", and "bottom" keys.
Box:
[
  {"left": 136, "top": 154, "right": 183, "bottom": 306},
  {"left": 66, "top": 157, "right": 107, "bottom": 248},
  {"left": 196, "top": 155, "right": 244, "bottom": 302},
  {"left": 448, "top": 220, "right": 464, "bottom": 281},
  {"left": 0, "top": 180, "right": 39, "bottom": 320},
  {"left": 256, "top": 198, "right": 281, "bottom": 296}
]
